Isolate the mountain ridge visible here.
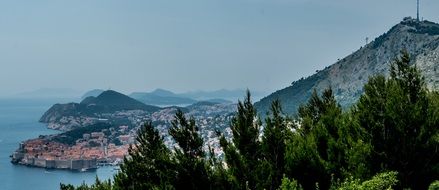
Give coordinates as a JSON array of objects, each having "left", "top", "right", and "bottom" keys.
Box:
[
  {"left": 80, "top": 90, "right": 153, "bottom": 110},
  {"left": 255, "top": 18, "right": 439, "bottom": 115},
  {"left": 81, "top": 89, "right": 104, "bottom": 99}
]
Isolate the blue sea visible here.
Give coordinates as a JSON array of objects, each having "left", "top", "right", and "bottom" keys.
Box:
[{"left": 0, "top": 99, "right": 116, "bottom": 190}]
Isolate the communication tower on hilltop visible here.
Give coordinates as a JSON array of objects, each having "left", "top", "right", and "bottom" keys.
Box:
[{"left": 417, "top": 0, "right": 420, "bottom": 21}]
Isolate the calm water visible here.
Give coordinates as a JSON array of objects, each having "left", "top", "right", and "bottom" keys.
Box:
[{"left": 0, "top": 99, "right": 117, "bottom": 190}]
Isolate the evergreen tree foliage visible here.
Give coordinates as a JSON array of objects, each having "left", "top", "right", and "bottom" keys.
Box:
[
  {"left": 206, "top": 145, "right": 234, "bottom": 190},
  {"left": 429, "top": 180, "right": 439, "bottom": 190},
  {"left": 219, "top": 90, "right": 262, "bottom": 190},
  {"left": 259, "top": 100, "right": 289, "bottom": 190},
  {"left": 286, "top": 88, "right": 371, "bottom": 189},
  {"left": 113, "top": 122, "right": 174, "bottom": 190},
  {"left": 278, "top": 177, "right": 303, "bottom": 190},
  {"left": 355, "top": 51, "right": 439, "bottom": 189},
  {"left": 332, "top": 171, "right": 398, "bottom": 190},
  {"left": 168, "top": 110, "right": 212, "bottom": 190}
]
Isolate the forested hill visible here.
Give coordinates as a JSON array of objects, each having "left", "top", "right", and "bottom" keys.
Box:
[
  {"left": 255, "top": 18, "right": 439, "bottom": 115},
  {"left": 39, "top": 90, "right": 161, "bottom": 129},
  {"left": 79, "top": 90, "right": 157, "bottom": 111}
]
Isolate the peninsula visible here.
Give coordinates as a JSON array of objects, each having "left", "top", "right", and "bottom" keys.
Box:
[{"left": 11, "top": 90, "right": 236, "bottom": 171}]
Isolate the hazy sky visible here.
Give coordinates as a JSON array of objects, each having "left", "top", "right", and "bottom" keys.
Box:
[{"left": 1, "top": 0, "right": 438, "bottom": 96}]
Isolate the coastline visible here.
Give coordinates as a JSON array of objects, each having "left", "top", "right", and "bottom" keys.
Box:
[
  {"left": 11, "top": 139, "right": 100, "bottom": 171},
  {"left": 10, "top": 122, "right": 128, "bottom": 172},
  {"left": 0, "top": 100, "right": 117, "bottom": 190},
  {"left": 10, "top": 159, "right": 98, "bottom": 172}
]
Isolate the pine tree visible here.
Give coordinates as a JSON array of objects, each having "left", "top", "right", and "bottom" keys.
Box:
[
  {"left": 219, "top": 90, "right": 262, "bottom": 189},
  {"left": 113, "top": 122, "right": 174, "bottom": 190},
  {"left": 169, "top": 110, "right": 211, "bottom": 190},
  {"left": 259, "top": 100, "right": 288, "bottom": 190},
  {"left": 355, "top": 51, "right": 439, "bottom": 189},
  {"left": 285, "top": 88, "right": 340, "bottom": 189},
  {"left": 286, "top": 88, "right": 371, "bottom": 189}
]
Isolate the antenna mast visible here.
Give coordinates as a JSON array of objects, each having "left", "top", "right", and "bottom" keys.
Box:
[{"left": 417, "top": 0, "right": 420, "bottom": 21}]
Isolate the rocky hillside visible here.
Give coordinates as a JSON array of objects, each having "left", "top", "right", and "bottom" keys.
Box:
[{"left": 255, "top": 18, "right": 439, "bottom": 115}]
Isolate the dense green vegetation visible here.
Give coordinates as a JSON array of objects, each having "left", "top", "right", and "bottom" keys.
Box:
[
  {"left": 255, "top": 69, "right": 327, "bottom": 115},
  {"left": 61, "top": 52, "right": 439, "bottom": 190},
  {"left": 406, "top": 20, "right": 439, "bottom": 35}
]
